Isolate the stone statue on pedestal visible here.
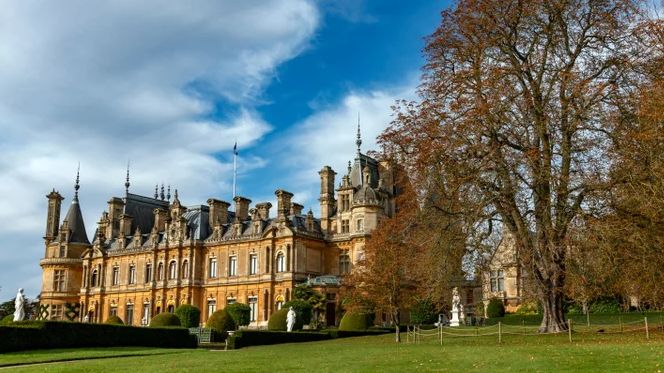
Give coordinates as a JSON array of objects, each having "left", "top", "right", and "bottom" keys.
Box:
[
  {"left": 13, "top": 288, "right": 25, "bottom": 322},
  {"left": 450, "top": 287, "right": 461, "bottom": 327},
  {"left": 286, "top": 307, "right": 296, "bottom": 332}
]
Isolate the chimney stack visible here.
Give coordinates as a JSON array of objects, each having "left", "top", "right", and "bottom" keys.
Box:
[
  {"left": 255, "top": 202, "right": 272, "bottom": 220},
  {"left": 207, "top": 199, "right": 230, "bottom": 230},
  {"left": 275, "top": 189, "right": 294, "bottom": 218},
  {"left": 233, "top": 196, "right": 252, "bottom": 221}
]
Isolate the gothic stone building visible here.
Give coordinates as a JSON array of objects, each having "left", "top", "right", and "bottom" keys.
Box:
[{"left": 39, "top": 142, "right": 396, "bottom": 327}]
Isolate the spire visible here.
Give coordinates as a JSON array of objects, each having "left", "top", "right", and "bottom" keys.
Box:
[
  {"left": 174, "top": 188, "right": 179, "bottom": 202},
  {"left": 167, "top": 185, "right": 171, "bottom": 201},
  {"left": 160, "top": 183, "right": 165, "bottom": 201},
  {"left": 355, "top": 112, "right": 362, "bottom": 157},
  {"left": 124, "top": 160, "right": 130, "bottom": 195},
  {"left": 154, "top": 184, "right": 158, "bottom": 199},
  {"left": 63, "top": 164, "right": 90, "bottom": 244},
  {"left": 73, "top": 163, "right": 80, "bottom": 202}
]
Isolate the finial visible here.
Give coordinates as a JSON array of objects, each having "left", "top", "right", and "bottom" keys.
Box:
[
  {"left": 347, "top": 160, "right": 352, "bottom": 175},
  {"left": 160, "top": 183, "right": 165, "bottom": 201},
  {"left": 167, "top": 185, "right": 171, "bottom": 201},
  {"left": 124, "top": 160, "right": 130, "bottom": 195},
  {"left": 174, "top": 188, "right": 179, "bottom": 201},
  {"left": 154, "top": 184, "right": 158, "bottom": 199},
  {"left": 356, "top": 112, "right": 362, "bottom": 155},
  {"left": 74, "top": 163, "right": 80, "bottom": 201}
]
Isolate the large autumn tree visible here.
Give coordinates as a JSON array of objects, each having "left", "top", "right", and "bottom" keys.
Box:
[{"left": 381, "top": 0, "right": 651, "bottom": 332}]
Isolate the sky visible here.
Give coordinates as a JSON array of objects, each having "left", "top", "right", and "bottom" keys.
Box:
[{"left": 0, "top": 0, "right": 450, "bottom": 299}]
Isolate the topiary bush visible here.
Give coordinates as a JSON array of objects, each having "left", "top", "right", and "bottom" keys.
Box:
[
  {"left": 339, "top": 311, "right": 373, "bottom": 331},
  {"left": 149, "top": 312, "right": 181, "bottom": 328},
  {"left": 0, "top": 315, "right": 13, "bottom": 325},
  {"left": 486, "top": 298, "right": 506, "bottom": 318},
  {"left": 225, "top": 303, "right": 251, "bottom": 328},
  {"left": 206, "top": 309, "right": 236, "bottom": 340},
  {"left": 104, "top": 315, "right": 124, "bottom": 325},
  {"left": 174, "top": 305, "right": 200, "bottom": 328},
  {"left": 283, "top": 299, "right": 313, "bottom": 325},
  {"left": 410, "top": 298, "right": 438, "bottom": 325},
  {"left": 268, "top": 308, "right": 305, "bottom": 331}
]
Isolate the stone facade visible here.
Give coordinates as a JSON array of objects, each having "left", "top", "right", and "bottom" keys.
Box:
[
  {"left": 481, "top": 232, "right": 527, "bottom": 313},
  {"left": 39, "top": 135, "right": 397, "bottom": 327}
]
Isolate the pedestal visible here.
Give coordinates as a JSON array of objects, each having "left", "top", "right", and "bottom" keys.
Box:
[{"left": 450, "top": 309, "right": 460, "bottom": 327}]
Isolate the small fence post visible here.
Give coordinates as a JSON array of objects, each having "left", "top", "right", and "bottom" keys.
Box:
[
  {"left": 645, "top": 317, "right": 649, "bottom": 340},
  {"left": 568, "top": 319, "right": 572, "bottom": 343},
  {"left": 619, "top": 316, "right": 623, "bottom": 333},
  {"left": 522, "top": 319, "right": 526, "bottom": 335},
  {"left": 586, "top": 311, "right": 590, "bottom": 327},
  {"left": 439, "top": 323, "right": 443, "bottom": 346},
  {"left": 498, "top": 321, "right": 502, "bottom": 344},
  {"left": 406, "top": 325, "right": 410, "bottom": 343}
]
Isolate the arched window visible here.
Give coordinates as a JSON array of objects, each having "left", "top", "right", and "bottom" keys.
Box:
[
  {"left": 168, "top": 261, "right": 177, "bottom": 280},
  {"left": 128, "top": 264, "right": 136, "bottom": 284},
  {"left": 145, "top": 263, "right": 152, "bottom": 283},
  {"left": 157, "top": 262, "right": 164, "bottom": 281},
  {"left": 91, "top": 269, "right": 98, "bottom": 287},
  {"left": 276, "top": 252, "right": 285, "bottom": 273},
  {"left": 339, "top": 253, "right": 351, "bottom": 275},
  {"left": 182, "top": 260, "right": 189, "bottom": 279}
]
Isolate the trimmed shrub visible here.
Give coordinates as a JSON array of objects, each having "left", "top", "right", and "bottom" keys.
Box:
[
  {"left": 104, "top": 315, "right": 124, "bottom": 325},
  {"left": 228, "top": 330, "right": 330, "bottom": 349},
  {"left": 225, "top": 303, "right": 251, "bottom": 328},
  {"left": 0, "top": 315, "right": 14, "bottom": 325},
  {"left": 410, "top": 298, "right": 438, "bottom": 324},
  {"left": 0, "top": 321, "right": 197, "bottom": 353},
  {"left": 268, "top": 308, "right": 304, "bottom": 331},
  {"left": 206, "top": 309, "right": 236, "bottom": 340},
  {"left": 149, "top": 312, "right": 181, "bottom": 328},
  {"left": 339, "top": 312, "right": 373, "bottom": 331},
  {"left": 486, "top": 298, "right": 506, "bottom": 318},
  {"left": 283, "top": 299, "right": 313, "bottom": 325},
  {"left": 174, "top": 305, "right": 200, "bottom": 328}
]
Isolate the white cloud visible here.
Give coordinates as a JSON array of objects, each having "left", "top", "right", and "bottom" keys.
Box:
[{"left": 0, "top": 0, "right": 319, "bottom": 298}]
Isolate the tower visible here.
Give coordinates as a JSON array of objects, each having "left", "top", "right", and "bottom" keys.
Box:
[
  {"left": 318, "top": 166, "right": 336, "bottom": 233},
  {"left": 44, "top": 189, "right": 64, "bottom": 244},
  {"left": 39, "top": 167, "right": 90, "bottom": 321}
]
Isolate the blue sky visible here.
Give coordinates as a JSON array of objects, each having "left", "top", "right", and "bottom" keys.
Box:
[{"left": 0, "top": 0, "right": 449, "bottom": 299}]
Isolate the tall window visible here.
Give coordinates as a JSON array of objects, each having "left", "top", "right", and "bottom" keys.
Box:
[
  {"left": 142, "top": 303, "right": 151, "bottom": 326},
  {"left": 209, "top": 257, "right": 217, "bottom": 278},
  {"left": 490, "top": 270, "right": 505, "bottom": 292},
  {"left": 112, "top": 266, "right": 120, "bottom": 286},
  {"left": 339, "top": 253, "right": 351, "bottom": 274},
  {"left": 341, "top": 219, "right": 350, "bottom": 233},
  {"left": 248, "top": 296, "right": 258, "bottom": 322},
  {"left": 128, "top": 265, "right": 136, "bottom": 285},
  {"left": 249, "top": 254, "right": 258, "bottom": 275},
  {"left": 157, "top": 263, "right": 164, "bottom": 280},
  {"left": 110, "top": 306, "right": 118, "bottom": 317},
  {"left": 341, "top": 194, "right": 350, "bottom": 211},
  {"left": 182, "top": 260, "right": 189, "bottom": 279},
  {"left": 227, "top": 298, "right": 236, "bottom": 306},
  {"left": 145, "top": 263, "right": 152, "bottom": 283},
  {"left": 91, "top": 269, "right": 98, "bottom": 287},
  {"left": 276, "top": 253, "right": 285, "bottom": 273},
  {"left": 228, "top": 256, "right": 237, "bottom": 276},
  {"left": 168, "top": 261, "right": 177, "bottom": 280},
  {"left": 276, "top": 300, "right": 284, "bottom": 310},
  {"left": 356, "top": 219, "right": 364, "bottom": 232},
  {"left": 53, "top": 269, "right": 65, "bottom": 291},
  {"left": 59, "top": 245, "right": 66, "bottom": 258},
  {"left": 207, "top": 300, "right": 216, "bottom": 318},
  {"left": 125, "top": 304, "right": 134, "bottom": 325}
]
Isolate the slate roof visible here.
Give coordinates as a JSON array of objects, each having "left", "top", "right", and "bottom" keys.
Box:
[
  {"left": 123, "top": 193, "right": 169, "bottom": 234},
  {"left": 61, "top": 197, "right": 90, "bottom": 244}
]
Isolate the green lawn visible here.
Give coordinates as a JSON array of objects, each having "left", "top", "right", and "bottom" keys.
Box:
[{"left": 2, "top": 331, "right": 663, "bottom": 372}]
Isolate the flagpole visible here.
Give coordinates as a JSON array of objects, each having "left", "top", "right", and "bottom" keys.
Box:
[{"left": 233, "top": 142, "right": 237, "bottom": 198}]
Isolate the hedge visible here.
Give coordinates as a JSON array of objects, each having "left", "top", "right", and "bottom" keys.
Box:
[
  {"left": 486, "top": 298, "right": 506, "bottom": 318},
  {"left": 0, "top": 321, "right": 197, "bottom": 353},
  {"left": 149, "top": 313, "right": 181, "bottom": 327},
  {"left": 225, "top": 303, "right": 251, "bottom": 327},
  {"left": 339, "top": 312, "right": 373, "bottom": 331},
  {"left": 104, "top": 315, "right": 124, "bottom": 325},
  {"left": 227, "top": 328, "right": 393, "bottom": 349},
  {"left": 174, "top": 305, "right": 201, "bottom": 328}
]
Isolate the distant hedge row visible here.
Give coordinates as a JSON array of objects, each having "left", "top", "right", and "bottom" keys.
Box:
[
  {"left": 0, "top": 321, "right": 197, "bottom": 353},
  {"left": 227, "top": 328, "right": 392, "bottom": 349}
]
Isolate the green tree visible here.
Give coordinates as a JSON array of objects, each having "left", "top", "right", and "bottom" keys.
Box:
[{"left": 225, "top": 303, "right": 250, "bottom": 328}]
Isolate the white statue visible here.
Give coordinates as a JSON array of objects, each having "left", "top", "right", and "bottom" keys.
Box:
[
  {"left": 13, "top": 288, "right": 25, "bottom": 322},
  {"left": 286, "top": 306, "right": 296, "bottom": 332},
  {"left": 450, "top": 287, "right": 461, "bottom": 327}
]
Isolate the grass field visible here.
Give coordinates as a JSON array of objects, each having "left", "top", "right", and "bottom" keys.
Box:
[{"left": 1, "top": 330, "right": 663, "bottom": 372}]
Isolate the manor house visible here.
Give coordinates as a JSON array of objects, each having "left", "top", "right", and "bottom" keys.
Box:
[{"left": 38, "top": 129, "right": 397, "bottom": 327}]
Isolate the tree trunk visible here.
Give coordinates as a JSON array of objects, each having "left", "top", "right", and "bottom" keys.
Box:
[
  {"left": 539, "top": 287, "right": 567, "bottom": 333},
  {"left": 393, "top": 309, "right": 401, "bottom": 343}
]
